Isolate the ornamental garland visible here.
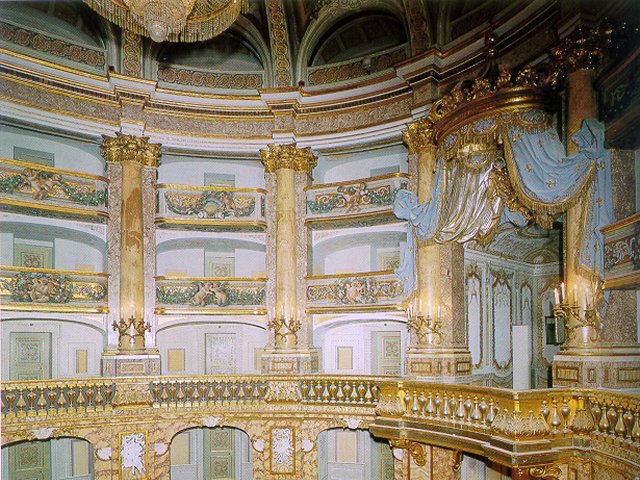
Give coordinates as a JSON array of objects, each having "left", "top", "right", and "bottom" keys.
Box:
[
  {"left": 307, "top": 182, "right": 407, "bottom": 214},
  {"left": 157, "top": 281, "right": 265, "bottom": 307},
  {"left": 163, "top": 191, "right": 256, "bottom": 219}
]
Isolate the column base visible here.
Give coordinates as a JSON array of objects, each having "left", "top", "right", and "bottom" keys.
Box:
[
  {"left": 101, "top": 349, "right": 161, "bottom": 377},
  {"left": 261, "top": 347, "right": 320, "bottom": 373},
  {"left": 553, "top": 350, "right": 640, "bottom": 388},
  {"left": 405, "top": 347, "right": 472, "bottom": 381}
]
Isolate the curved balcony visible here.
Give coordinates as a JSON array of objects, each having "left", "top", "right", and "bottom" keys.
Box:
[
  {"left": 155, "top": 276, "right": 267, "bottom": 315},
  {"left": 305, "top": 173, "right": 408, "bottom": 229},
  {"left": 0, "top": 266, "right": 108, "bottom": 313},
  {"left": 155, "top": 184, "right": 267, "bottom": 231},
  {"left": 2, "top": 376, "right": 639, "bottom": 474},
  {"left": 0, "top": 158, "right": 108, "bottom": 221},
  {"left": 306, "top": 270, "right": 403, "bottom": 313}
]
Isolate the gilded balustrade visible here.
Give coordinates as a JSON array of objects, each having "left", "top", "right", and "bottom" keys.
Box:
[
  {"left": 155, "top": 275, "right": 267, "bottom": 315},
  {"left": 155, "top": 183, "right": 267, "bottom": 231},
  {"left": 305, "top": 173, "right": 409, "bottom": 228},
  {"left": 0, "top": 158, "right": 108, "bottom": 220},
  {"left": 306, "top": 270, "right": 404, "bottom": 312},
  {"left": 0, "top": 265, "right": 108, "bottom": 313},
  {"left": 2, "top": 376, "right": 640, "bottom": 472}
]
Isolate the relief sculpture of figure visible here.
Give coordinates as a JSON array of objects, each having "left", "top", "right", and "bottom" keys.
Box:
[
  {"left": 338, "top": 182, "right": 368, "bottom": 213},
  {"left": 22, "top": 168, "right": 62, "bottom": 200}
]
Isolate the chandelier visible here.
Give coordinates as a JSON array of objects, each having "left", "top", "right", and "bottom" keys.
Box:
[{"left": 84, "top": 0, "right": 245, "bottom": 43}]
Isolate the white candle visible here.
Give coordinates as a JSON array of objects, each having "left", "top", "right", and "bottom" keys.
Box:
[
  {"left": 573, "top": 284, "right": 577, "bottom": 304},
  {"left": 437, "top": 305, "right": 441, "bottom": 319},
  {"left": 585, "top": 287, "right": 591, "bottom": 309},
  {"left": 561, "top": 282, "right": 566, "bottom": 302},
  {"left": 554, "top": 288, "right": 560, "bottom": 305}
]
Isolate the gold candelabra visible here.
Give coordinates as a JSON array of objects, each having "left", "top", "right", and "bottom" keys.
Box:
[
  {"left": 406, "top": 298, "right": 442, "bottom": 346},
  {"left": 552, "top": 282, "right": 602, "bottom": 345},
  {"left": 267, "top": 309, "right": 301, "bottom": 349},
  {"left": 112, "top": 314, "right": 151, "bottom": 351}
]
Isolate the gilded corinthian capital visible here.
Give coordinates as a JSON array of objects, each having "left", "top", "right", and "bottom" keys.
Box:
[
  {"left": 261, "top": 144, "right": 317, "bottom": 174},
  {"left": 403, "top": 117, "right": 435, "bottom": 155},
  {"left": 550, "top": 24, "right": 614, "bottom": 72},
  {"left": 101, "top": 133, "right": 162, "bottom": 167}
]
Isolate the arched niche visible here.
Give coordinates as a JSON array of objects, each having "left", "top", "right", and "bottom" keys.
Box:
[
  {"left": 316, "top": 427, "right": 393, "bottom": 480},
  {"left": 169, "top": 426, "right": 252, "bottom": 479}
]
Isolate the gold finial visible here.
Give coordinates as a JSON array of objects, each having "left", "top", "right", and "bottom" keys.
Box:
[
  {"left": 550, "top": 23, "right": 615, "bottom": 73},
  {"left": 260, "top": 143, "right": 317, "bottom": 174},
  {"left": 101, "top": 132, "right": 162, "bottom": 167}
]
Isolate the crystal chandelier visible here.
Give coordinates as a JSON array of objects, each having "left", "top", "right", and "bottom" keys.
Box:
[
  {"left": 84, "top": 0, "right": 244, "bottom": 43},
  {"left": 123, "top": 0, "right": 196, "bottom": 43}
]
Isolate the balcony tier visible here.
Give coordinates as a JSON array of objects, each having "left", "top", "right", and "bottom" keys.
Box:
[
  {"left": 305, "top": 173, "right": 408, "bottom": 230},
  {"left": 0, "top": 158, "right": 108, "bottom": 221},
  {"left": 2, "top": 375, "right": 639, "bottom": 473},
  {"left": 306, "top": 270, "right": 403, "bottom": 313},
  {"left": 155, "top": 276, "right": 267, "bottom": 315},
  {"left": 0, "top": 266, "right": 108, "bottom": 313},
  {"left": 156, "top": 184, "right": 267, "bottom": 232}
]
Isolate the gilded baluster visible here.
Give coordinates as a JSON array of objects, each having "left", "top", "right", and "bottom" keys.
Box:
[
  {"left": 67, "top": 386, "right": 78, "bottom": 411},
  {"left": 418, "top": 392, "right": 426, "bottom": 416},
  {"left": 486, "top": 399, "right": 496, "bottom": 426},
  {"left": 434, "top": 393, "right": 442, "bottom": 418},
  {"left": 215, "top": 383, "right": 224, "bottom": 403},
  {"left": 478, "top": 397, "right": 487, "bottom": 426},
  {"left": 300, "top": 381, "right": 309, "bottom": 400},
  {"left": 614, "top": 404, "right": 627, "bottom": 439},
  {"left": 329, "top": 383, "right": 338, "bottom": 401},
  {"left": 403, "top": 392, "right": 411, "bottom": 413},
  {"left": 449, "top": 394, "right": 457, "bottom": 421},
  {"left": 85, "top": 384, "right": 95, "bottom": 411},
  {"left": 343, "top": 382, "right": 352, "bottom": 402},
  {"left": 591, "top": 400, "right": 603, "bottom": 432},
  {"left": 245, "top": 382, "right": 254, "bottom": 403},
  {"left": 184, "top": 383, "right": 193, "bottom": 407},
  {"left": 94, "top": 385, "right": 104, "bottom": 411},
  {"left": 167, "top": 382, "right": 177, "bottom": 404},
  {"left": 471, "top": 396, "right": 481, "bottom": 424},
  {"left": 560, "top": 398, "right": 571, "bottom": 433},
  {"left": 57, "top": 385, "right": 67, "bottom": 412},
  {"left": 26, "top": 387, "right": 37, "bottom": 416},
  {"left": 631, "top": 411, "right": 640, "bottom": 444},
  {"left": 411, "top": 391, "right": 419, "bottom": 415},
  {"left": 159, "top": 382, "right": 169, "bottom": 407},
  {"left": 151, "top": 382, "right": 161, "bottom": 407},
  {"left": 104, "top": 383, "right": 114, "bottom": 410},
  {"left": 606, "top": 405, "right": 618, "bottom": 437},
  {"left": 598, "top": 402, "right": 610, "bottom": 433},
  {"left": 223, "top": 382, "right": 231, "bottom": 403},
  {"left": 425, "top": 392, "right": 434, "bottom": 417},
  {"left": 350, "top": 381, "right": 358, "bottom": 402},
  {"left": 36, "top": 385, "right": 47, "bottom": 416},
  {"left": 258, "top": 383, "right": 268, "bottom": 401},
  {"left": 357, "top": 382, "right": 366, "bottom": 403},
  {"left": 231, "top": 383, "right": 239, "bottom": 402},
  {"left": 540, "top": 400, "right": 550, "bottom": 428},
  {"left": 76, "top": 384, "right": 87, "bottom": 411},
  {"left": 5, "top": 390, "right": 17, "bottom": 417},
  {"left": 622, "top": 407, "right": 634, "bottom": 442},
  {"left": 365, "top": 382, "right": 373, "bottom": 403},
  {"left": 464, "top": 396, "right": 472, "bottom": 423},
  {"left": 336, "top": 382, "right": 345, "bottom": 402},
  {"left": 371, "top": 384, "right": 379, "bottom": 402},
  {"left": 16, "top": 387, "right": 27, "bottom": 417},
  {"left": 237, "top": 383, "right": 246, "bottom": 402},
  {"left": 177, "top": 382, "right": 186, "bottom": 406},
  {"left": 456, "top": 394, "right": 465, "bottom": 422},
  {"left": 550, "top": 399, "right": 562, "bottom": 433},
  {"left": 46, "top": 387, "right": 58, "bottom": 414},
  {"left": 442, "top": 393, "right": 450, "bottom": 418}
]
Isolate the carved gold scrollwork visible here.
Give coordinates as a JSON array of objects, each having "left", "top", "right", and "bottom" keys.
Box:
[
  {"left": 517, "top": 464, "right": 562, "bottom": 480},
  {"left": 389, "top": 438, "right": 427, "bottom": 466},
  {"left": 403, "top": 118, "right": 435, "bottom": 155}
]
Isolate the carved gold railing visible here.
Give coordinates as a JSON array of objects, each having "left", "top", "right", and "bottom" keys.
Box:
[
  {"left": 306, "top": 270, "right": 404, "bottom": 313},
  {"left": 1, "top": 379, "right": 116, "bottom": 417},
  {"left": 371, "top": 381, "right": 640, "bottom": 468},
  {"left": 305, "top": 173, "right": 408, "bottom": 228},
  {"left": 156, "top": 183, "right": 266, "bottom": 231},
  {"left": 0, "top": 266, "right": 108, "bottom": 313},
  {"left": 2, "top": 376, "right": 640, "bottom": 472},
  {"left": 0, "top": 158, "right": 108, "bottom": 220},
  {"left": 155, "top": 276, "right": 266, "bottom": 315}
]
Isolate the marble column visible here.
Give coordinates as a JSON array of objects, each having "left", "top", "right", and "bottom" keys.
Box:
[
  {"left": 403, "top": 121, "right": 472, "bottom": 381},
  {"left": 551, "top": 26, "right": 640, "bottom": 388},
  {"left": 100, "top": 133, "right": 161, "bottom": 376},
  {"left": 260, "top": 143, "right": 319, "bottom": 373}
]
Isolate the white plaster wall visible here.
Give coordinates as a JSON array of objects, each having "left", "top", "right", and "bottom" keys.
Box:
[
  {"left": 324, "top": 245, "right": 371, "bottom": 275},
  {"left": 0, "top": 319, "right": 105, "bottom": 379},
  {"left": 0, "top": 126, "right": 104, "bottom": 174},
  {"left": 158, "top": 157, "right": 264, "bottom": 188},
  {"left": 235, "top": 248, "right": 265, "bottom": 277},
  {"left": 314, "top": 319, "right": 408, "bottom": 375},
  {"left": 157, "top": 248, "right": 205, "bottom": 276},
  {"left": 54, "top": 238, "right": 104, "bottom": 271},
  {"left": 0, "top": 232, "right": 14, "bottom": 265},
  {"left": 314, "top": 144, "right": 408, "bottom": 184},
  {"left": 156, "top": 322, "right": 268, "bottom": 375}
]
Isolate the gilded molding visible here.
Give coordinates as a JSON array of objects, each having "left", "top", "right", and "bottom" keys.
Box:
[
  {"left": 265, "top": 0, "right": 292, "bottom": 87},
  {"left": 261, "top": 144, "right": 317, "bottom": 174},
  {"left": 122, "top": 30, "right": 142, "bottom": 78},
  {"left": 101, "top": 133, "right": 162, "bottom": 167},
  {"left": 550, "top": 24, "right": 614, "bottom": 73}
]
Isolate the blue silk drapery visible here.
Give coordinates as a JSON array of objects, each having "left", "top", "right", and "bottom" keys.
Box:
[{"left": 394, "top": 116, "right": 612, "bottom": 297}]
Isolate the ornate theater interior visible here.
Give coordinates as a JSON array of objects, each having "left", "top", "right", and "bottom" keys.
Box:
[{"left": 0, "top": 0, "right": 639, "bottom": 478}]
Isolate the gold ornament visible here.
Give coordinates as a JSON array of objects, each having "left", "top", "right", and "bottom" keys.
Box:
[{"left": 101, "top": 133, "right": 161, "bottom": 167}]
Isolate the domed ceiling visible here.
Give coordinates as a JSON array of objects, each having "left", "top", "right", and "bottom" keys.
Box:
[{"left": 0, "top": 0, "right": 552, "bottom": 92}]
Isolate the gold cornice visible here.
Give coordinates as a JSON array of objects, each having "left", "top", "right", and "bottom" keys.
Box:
[
  {"left": 602, "top": 272, "right": 640, "bottom": 290},
  {"left": 155, "top": 218, "right": 266, "bottom": 230},
  {"left": 261, "top": 144, "right": 317, "bottom": 174},
  {"left": 155, "top": 275, "right": 267, "bottom": 282},
  {"left": 0, "top": 49, "right": 107, "bottom": 82},
  {"left": 0, "top": 158, "right": 109, "bottom": 182},
  {"left": 304, "top": 172, "right": 409, "bottom": 191},
  {"left": 0, "top": 198, "right": 109, "bottom": 218},
  {"left": 101, "top": 133, "right": 161, "bottom": 167},
  {"left": 0, "top": 304, "right": 108, "bottom": 313},
  {"left": 307, "top": 269, "right": 395, "bottom": 280},
  {"left": 600, "top": 212, "right": 640, "bottom": 234},
  {"left": 307, "top": 304, "right": 403, "bottom": 314},
  {"left": 1, "top": 265, "right": 109, "bottom": 277},
  {"left": 155, "top": 307, "right": 267, "bottom": 316},
  {"left": 156, "top": 183, "right": 266, "bottom": 194}
]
